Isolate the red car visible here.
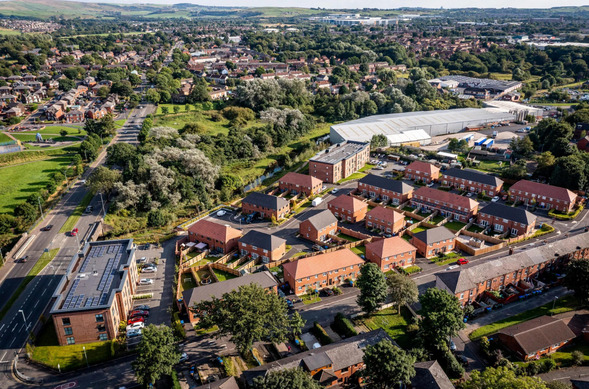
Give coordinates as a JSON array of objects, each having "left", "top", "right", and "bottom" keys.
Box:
[
  {"left": 130, "top": 310, "right": 149, "bottom": 318},
  {"left": 457, "top": 258, "right": 469, "bottom": 265},
  {"left": 127, "top": 316, "right": 145, "bottom": 325},
  {"left": 71, "top": 227, "right": 78, "bottom": 237}
]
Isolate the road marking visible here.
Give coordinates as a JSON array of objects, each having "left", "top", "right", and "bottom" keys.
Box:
[
  {"left": 0, "top": 324, "right": 4, "bottom": 332},
  {"left": 0, "top": 351, "right": 6, "bottom": 362},
  {"left": 33, "top": 301, "right": 39, "bottom": 308},
  {"left": 9, "top": 338, "right": 14, "bottom": 347}
]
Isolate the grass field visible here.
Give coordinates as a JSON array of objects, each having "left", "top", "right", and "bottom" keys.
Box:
[
  {"left": 22, "top": 126, "right": 84, "bottom": 135},
  {"left": 469, "top": 295, "right": 582, "bottom": 340},
  {"left": 12, "top": 133, "right": 81, "bottom": 142},
  {"left": 31, "top": 338, "right": 118, "bottom": 371},
  {"left": 337, "top": 172, "right": 367, "bottom": 184},
  {"left": 59, "top": 191, "right": 95, "bottom": 233},
  {"left": 444, "top": 221, "right": 467, "bottom": 231},
  {"left": 213, "top": 269, "right": 237, "bottom": 282},
  {"left": 362, "top": 306, "right": 411, "bottom": 348},
  {"left": 350, "top": 245, "right": 366, "bottom": 256},
  {"left": 302, "top": 294, "right": 322, "bottom": 305},
  {"left": 0, "top": 27, "right": 21, "bottom": 35},
  {"left": 0, "top": 156, "right": 72, "bottom": 213},
  {"left": 0, "top": 132, "right": 14, "bottom": 143}
]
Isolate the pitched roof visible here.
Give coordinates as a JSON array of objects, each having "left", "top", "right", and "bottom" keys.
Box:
[
  {"left": 188, "top": 220, "right": 242, "bottom": 243},
  {"left": 479, "top": 203, "right": 536, "bottom": 225},
  {"left": 239, "top": 230, "right": 286, "bottom": 251},
  {"left": 443, "top": 168, "right": 503, "bottom": 187},
  {"left": 571, "top": 378, "right": 589, "bottom": 389},
  {"left": 282, "top": 248, "right": 364, "bottom": 280},
  {"left": 280, "top": 172, "right": 322, "bottom": 189},
  {"left": 358, "top": 174, "right": 414, "bottom": 194},
  {"left": 412, "top": 360, "right": 455, "bottom": 389},
  {"left": 413, "top": 187, "right": 479, "bottom": 211},
  {"left": 195, "top": 376, "right": 239, "bottom": 389},
  {"left": 328, "top": 195, "right": 368, "bottom": 213},
  {"left": 510, "top": 180, "right": 577, "bottom": 203},
  {"left": 366, "top": 236, "right": 416, "bottom": 259},
  {"left": 242, "top": 192, "right": 289, "bottom": 210},
  {"left": 406, "top": 161, "right": 439, "bottom": 174},
  {"left": 498, "top": 316, "right": 576, "bottom": 355},
  {"left": 436, "top": 233, "right": 589, "bottom": 294},
  {"left": 302, "top": 210, "right": 338, "bottom": 231},
  {"left": 366, "top": 206, "right": 404, "bottom": 225},
  {"left": 412, "top": 227, "right": 456, "bottom": 245},
  {"left": 242, "top": 329, "right": 391, "bottom": 385},
  {"left": 182, "top": 271, "right": 278, "bottom": 307}
]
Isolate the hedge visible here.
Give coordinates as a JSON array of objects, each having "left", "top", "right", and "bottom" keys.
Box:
[
  {"left": 548, "top": 205, "right": 584, "bottom": 220},
  {"left": 172, "top": 312, "right": 186, "bottom": 339},
  {"left": 397, "top": 265, "right": 422, "bottom": 275},
  {"left": 311, "top": 322, "right": 333, "bottom": 345},
  {"left": 331, "top": 313, "right": 358, "bottom": 338}
]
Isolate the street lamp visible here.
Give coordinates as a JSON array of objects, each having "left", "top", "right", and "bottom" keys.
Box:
[
  {"left": 82, "top": 346, "right": 89, "bottom": 367},
  {"left": 99, "top": 192, "right": 106, "bottom": 216},
  {"left": 17, "top": 309, "right": 29, "bottom": 330},
  {"left": 551, "top": 296, "right": 558, "bottom": 316}
]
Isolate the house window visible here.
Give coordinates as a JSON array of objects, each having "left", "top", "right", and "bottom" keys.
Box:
[
  {"left": 66, "top": 337, "right": 75, "bottom": 345},
  {"left": 95, "top": 314, "right": 104, "bottom": 322},
  {"left": 62, "top": 318, "right": 71, "bottom": 326},
  {"left": 97, "top": 324, "right": 106, "bottom": 332},
  {"left": 64, "top": 327, "right": 73, "bottom": 336},
  {"left": 99, "top": 333, "right": 108, "bottom": 341}
]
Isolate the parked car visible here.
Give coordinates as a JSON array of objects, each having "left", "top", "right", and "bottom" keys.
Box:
[
  {"left": 331, "top": 188, "right": 339, "bottom": 194},
  {"left": 374, "top": 165, "right": 385, "bottom": 170},
  {"left": 216, "top": 210, "right": 226, "bottom": 217},
  {"left": 71, "top": 227, "right": 78, "bottom": 236},
  {"left": 138, "top": 278, "right": 154, "bottom": 286},
  {"left": 457, "top": 258, "right": 469, "bottom": 265},
  {"left": 127, "top": 317, "right": 145, "bottom": 325},
  {"left": 127, "top": 329, "right": 142, "bottom": 338},
  {"left": 134, "top": 305, "right": 150, "bottom": 311},
  {"left": 456, "top": 354, "right": 469, "bottom": 367},
  {"left": 426, "top": 182, "right": 435, "bottom": 187},
  {"left": 179, "top": 353, "right": 189, "bottom": 363},
  {"left": 466, "top": 193, "right": 473, "bottom": 198},
  {"left": 41, "top": 224, "right": 53, "bottom": 231},
  {"left": 84, "top": 205, "right": 93, "bottom": 213},
  {"left": 142, "top": 266, "right": 157, "bottom": 273},
  {"left": 491, "top": 196, "right": 500, "bottom": 202},
  {"left": 126, "top": 322, "right": 145, "bottom": 331},
  {"left": 130, "top": 310, "right": 150, "bottom": 317},
  {"left": 322, "top": 288, "right": 334, "bottom": 297},
  {"left": 136, "top": 257, "right": 147, "bottom": 264},
  {"left": 449, "top": 340, "right": 457, "bottom": 351}
]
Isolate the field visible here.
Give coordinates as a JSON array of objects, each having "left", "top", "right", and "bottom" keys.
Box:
[
  {"left": 0, "top": 156, "right": 72, "bottom": 213},
  {"left": 362, "top": 306, "right": 412, "bottom": 348},
  {"left": 21, "top": 126, "right": 85, "bottom": 136},
  {"left": 0, "top": 27, "right": 22, "bottom": 36},
  {"left": 11, "top": 133, "right": 81, "bottom": 142},
  {"left": 0, "top": 133, "right": 13, "bottom": 143}
]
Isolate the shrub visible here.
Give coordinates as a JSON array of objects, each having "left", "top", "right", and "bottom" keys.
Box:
[
  {"left": 572, "top": 350, "right": 585, "bottom": 366},
  {"left": 541, "top": 358, "right": 556, "bottom": 373},
  {"left": 331, "top": 313, "right": 357, "bottom": 338},
  {"left": 439, "top": 347, "right": 464, "bottom": 378},
  {"left": 548, "top": 205, "right": 584, "bottom": 220},
  {"left": 332, "top": 286, "right": 342, "bottom": 295},
  {"left": 172, "top": 312, "right": 186, "bottom": 339},
  {"left": 311, "top": 322, "right": 333, "bottom": 345},
  {"left": 397, "top": 265, "right": 422, "bottom": 275}
]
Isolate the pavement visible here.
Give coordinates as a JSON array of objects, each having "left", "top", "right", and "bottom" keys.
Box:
[{"left": 539, "top": 366, "right": 589, "bottom": 385}]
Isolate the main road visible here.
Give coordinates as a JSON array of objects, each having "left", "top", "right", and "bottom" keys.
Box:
[{"left": 0, "top": 103, "right": 155, "bottom": 383}]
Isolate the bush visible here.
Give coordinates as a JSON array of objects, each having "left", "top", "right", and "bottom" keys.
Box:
[
  {"left": 147, "top": 209, "right": 168, "bottom": 227},
  {"left": 440, "top": 347, "right": 464, "bottom": 378},
  {"left": 311, "top": 322, "right": 333, "bottom": 345},
  {"left": 397, "top": 265, "right": 422, "bottom": 275},
  {"left": 332, "top": 286, "right": 342, "bottom": 295},
  {"left": 548, "top": 205, "right": 584, "bottom": 220},
  {"left": 171, "top": 370, "right": 181, "bottom": 389},
  {"left": 541, "top": 358, "right": 556, "bottom": 373},
  {"left": 172, "top": 312, "right": 186, "bottom": 340},
  {"left": 331, "top": 313, "right": 358, "bottom": 338},
  {"left": 572, "top": 350, "right": 584, "bottom": 366}
]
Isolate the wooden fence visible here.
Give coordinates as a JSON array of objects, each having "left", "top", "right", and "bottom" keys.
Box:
[{"left": 182, "top": 250, "right": 208, "bottom": 268}]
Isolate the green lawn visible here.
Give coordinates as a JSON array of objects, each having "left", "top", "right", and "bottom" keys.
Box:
[
  {"left": 59, "top": 191, "right": 95, "bottom": 233},
  {"left": 472, "top": 160, "right": 506, "bottom": 174},
  {"left": 213, "top": 269, "right": 237, "bottom": 282},
  {"left": 154, "top": 110, "right": 239, "bottom": 136},
  {"left": 12, "top": 133, "right": 81, "bottom": 142},
  {"left": 0, "top": 132, "right": 13, "bottom": 143},
  {"left": 337, "top": 233, "right": 360, "bottom": 242},
  {"left": 362, "top": 306, "right": 411, "bottom": 348},
  {"left": 469, "top": 295, "right": 582, "bottom": 340},
  {"left": 0, "top": 156, "right": 73, "bottom": 213},
  {"left": 22, "top": 126, "right": 85, "bottom": 135},
  {"left": 467, "top": 225, "right": 485, "bottom": 233},
  {"left": 490, "top": 72, "right": 513, "bottom": 81},
  {"left": 433, "top": 252, "right": 461, "bottom": 266},
  {"left": 337, "top": 172, "right": 367, "bottom": 184},
  {"left": 301, "top": 294, "right": 322, "bottom": 305},
  {"left": 411, "top": 226, "right": 428, "bottom": 234},
  {"left": 358, "top": 164, "right": 375, "bottom": 173},
  {"left": 31, "top": 339, "right": 119, "bottom": 372},
  {"left": 550, "top": 341, "right": 589, "bottom": 366},
  {"left": 431, "top": 215, "right": 445, "bottom": 224},
  {"left": 0, "top": 27, "right": 21, "bottom": 36},
  {"left": 350, "top": 245, "right": 366, "bottom": 256},
  {"left": 444, "top": 221, "right": 467, "bottom": 231},
  {"left": 180, "top": 272, "right": 197, "bottom": 292}
]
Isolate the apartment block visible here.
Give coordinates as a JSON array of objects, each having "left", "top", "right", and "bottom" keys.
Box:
[{"left": 309, "top": 141, "right": 370, "bottom": 183}]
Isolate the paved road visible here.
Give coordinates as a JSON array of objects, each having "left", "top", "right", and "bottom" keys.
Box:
[{"left": 0, "top": 104, "right": 155, "bottom": 385}]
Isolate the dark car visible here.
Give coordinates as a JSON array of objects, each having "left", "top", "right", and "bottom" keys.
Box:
[
  {"left": 41, "top": 225, "right": 53, "bottom": 231},
  {"left": 134, "top": 305, "right": 151, "bottom": 311},
  {"left": 456, "top": 354, "right": 469, "bottom": 367},
  {"left": 17, "top": 255, "right": 29, "bottom": 263},
  {"left": 322, "top": 288, "right": 334, "bottom": 297},
  {"left": 130, "top": 310, "right": 149, "bottom": 317}
]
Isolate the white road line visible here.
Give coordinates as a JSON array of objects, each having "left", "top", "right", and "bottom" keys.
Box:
[
  {"left": 0, "top": 324, "right": 4, "bottom": 332},
  {"left": 8, "top": 338, "right": 14, "bottom": 347},
  {"left": 0, "top": 351, "right": 7, "bottom": 362},
  {"left": 33, "top": 301, "right": 39, "bottom": 308},
  {"left": 11, "top": 324, "right": 17, "bottom": 332}
]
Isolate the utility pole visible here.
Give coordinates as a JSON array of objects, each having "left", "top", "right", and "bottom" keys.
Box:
[
  {"left": 99, "top": 192, "right": 106, "bottom": 216},
  {"left": 37, "top": 196, "right": 44, "bottom": 219}
]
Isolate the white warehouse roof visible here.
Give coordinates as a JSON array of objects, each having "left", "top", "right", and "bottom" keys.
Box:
[
  {"left": 330, "top": 108, "right": 515, "bottom": 144},
  {"left": 386, "top": 129, "right": 431, "bottom": 146}
]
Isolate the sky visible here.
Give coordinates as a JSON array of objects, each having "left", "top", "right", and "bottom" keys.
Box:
[{"left": 77, "top": 0, "right": 589, "bottom": 9}]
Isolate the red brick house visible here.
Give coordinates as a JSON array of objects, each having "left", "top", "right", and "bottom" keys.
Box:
[
  {"left": 365, "top": 237, "right": 416, "bottom": 271},
  {"left": 365, "top": 206, "right": 405, "bottom": 235},
  {"left": 357, "top": 174, "right": 414, "bottom": 205},
  {"left": 577, "top": 136, "right": 589, "bottom": 152},
  {"left": 309, "top": 141, "right": 370, "bottom": 183},
  {"left": 441, "top": 168, "right": 504, "bottom": 196},
  {"left": 242, "top": 192, "right": 290, "bottom": 220},
  {"left": 187, "top": 219, "right": 242, "bottom": 254},
  {"left": 64, "top": 109, "right": 85, "bottom": 123},
  {"left": 239, "top": 230, "right": 287, "bottom": 263},
  {"left": 282, "top": 248, "right": 364, "bottom": 295},
  {"left": 411, "top": 187, "right": 479, "bottom": 222},
  {"left": 411, "top": 227, "right": 456, "bottom": 258},
  {"left": 509, "top": 180, "right": 577, "bottom": 213},
  {"left": 405, "top": 161, "right": 440, "bottom": 184},
  {"left": 477, "top": 203, "right": 536, "bottom": 236},
  {"left": 497, "top": 316, "right": 576, "bottom": 361},
  {"left": 279, "top": 172, "right": 323, "bottom": 197},
  {"left": 299, "top": 210, "right": 338, "bottom": 242},
  {"left": 328, "top": 195, "right": 368, "bottom": 223}
]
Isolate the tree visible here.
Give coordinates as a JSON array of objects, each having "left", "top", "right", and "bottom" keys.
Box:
[
  {"left": 173, "top": 105, "right": 180, "bottom": 114},
  {"left": 147, "top": 209, "right": 168, "bottom": 227},
  {"left": 462, "top": 366, "right": 547, "bottom": 389},
  {"left": 60, "top": 129, "right": 68, "bottom": 137},
  {"left": 188, "top": 81, "right": 210, "bottom": 103},
  {"left": 58, "top": 78, "right": 75, "bottom": 91},
  {"left": 87, "top": 166, "right": 122, "bottom": 195},
  {"left": 146, "top": 88, "right": 160, "bottom": 104},
  {"left": 356, "top": 263, "right": 388, "bottom": 315},
  {"left": 387, "top": 272, "right": 418, "bottom": 315},
  {"left": 289, "top": 311, "right": 306, "bottom": 337},
  {"left": 192, "top": 283, "right": 295, "bottom": 355},
  {"left": 161, "top": 106, "right": 169, "bottom": 115},
  {"left": 448, "top": 138, "right": 469, "bottom": 153},
  {"left": 133, "top": 324, "right": 181, "bottom": 386},
  {"left": 564, "top": 258, "right": 589, "bottom": 302},
  {"left": 370, "top": 134, "right": 388, "bottom": 150},
  {"left": 550, "top": 155, "right": 587, "bottom": 191},
  {"left": 252, "top": 368, "right": 322, "bottom": 389},
  {"left": 362, "top": 339, "right": 416, "bottom": 388},
  {"left": 419, "top": 288, "right": 465, "bottom": 346},
  {"left": 14, "top": 202, "right": 37, "bottom": 223}
]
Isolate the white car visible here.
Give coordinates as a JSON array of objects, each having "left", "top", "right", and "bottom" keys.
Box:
[
  {"left": 179, "top": 353, "right": 188, "bottom": 363},
  {"left": 127, "top": 329, "right": 142, "bottom": 338},
  {"left": 331, "top": 188, "right": 339, "bottom": 194},
  {"left": 142, "top": 267, "right": 157, "bottom": 273},
  {"left": 446, "top": 265, "right": 459, "bottom": 271},
  {"left": 126, "top": 322, "right": 145, "bottom": 331},
  {"left": 217, "top": 210, "right": 226, "bottom": 217},
  {"left": 426, "top": 182, "right": 435, "bottom": 187},
  {"left": 491, "top": 196, "right": 500, "bottom": 202},
  {"left": 139, "top": 278, "right": 154, "bottom": 285},
  {"left": 466, "top": 193, "right": 474, "bottom": 198}
]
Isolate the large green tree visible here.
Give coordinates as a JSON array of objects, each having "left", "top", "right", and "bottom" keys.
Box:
[
  {"left": 192, "top": 283, "right": 298, "bottom": 354},
  {"left": 132, "top": 324, "right": 181, "bottom": 386},
  {"left": 419, "top": 288, "right": 465, "bottom": 345},
  {"left": 550, "top": 155, "right": 588, "bottom": 191},
  {"left": 564, "top": 258, "right": 589, "bottom": 302},
  {"left": 387, "top": 272, "right": 418, "bottom": 315},
  {"left": 252, "top": 368, "right": 322, "bottom": 389},
  {"left": 356, "top": 263, "right": 388, "bottom": 315},
  {"left": 362, "top": 339, "right": 416, "bottom": 388},
  {"left": 461, "top": 366, "right": 547, "bottom": 389},
  {"left": 87, "top": 166, "right": 122, "bottom": 195}
]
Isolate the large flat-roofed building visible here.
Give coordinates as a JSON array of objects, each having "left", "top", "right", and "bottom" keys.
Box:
[
  {"left": 309, "top": 141, "right": 370, "bottom": 183},
  {"left": 50, "top": 240, "right": 138, "bottom": 345},
  {"left": 429, "top": 75, "right": 522, "bottom": 98},
  {"left": 329, "top": 108, "right": 516, "bottom": 144}
]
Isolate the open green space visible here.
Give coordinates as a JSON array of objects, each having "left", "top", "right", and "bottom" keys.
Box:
[
  {"left": 0, "top": 132, "right": 13, "bottom": 142},
  {"left": 213, "top": 269, "right": 237, "bottom": 282},
  {"left": 59, "top": 191, "right": 95, "bottom": 233},
  {"left": 21, "top": 126, "right": 84, "bottom": 135},
  {"left": 337, "top": 172, "right": 366, "bottom": 184},
  {"left": 0, "top": 156, "right": 72, "bottom": 213},
  {"left": 31, "top": 337, "right": 119, "bottom": 372},
  {"left": 301, "top": 293, "right": 322, "bottom": 305},
  {"left": 0, "top": 27, "right": 21, "bottom": 36},
  {"left": 472, "top": 159, "right": 506, "bottom": 174},
  {"left": 444, "top": 221, "right": 467, "bottom": 231},
  {"left": 469, "top": 295, "right": 582, "bottom": 341},
  {"left": 12, "top": 133, "right": 81, "bottom": 142},
  {"left": 550, "top": 341, "right": 589, "bottom": 366},
  {"left": 433, "top": 252, "right": 461, "bottom": 266},
  {"left": 362, "top": 306, "right": 411, "bottom": 348}
]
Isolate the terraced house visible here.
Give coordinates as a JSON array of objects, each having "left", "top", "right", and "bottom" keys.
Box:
[
  {"left": 241, "top": 192, "right": 290, "bottom": 220},
  {"left": 509, "top": 180, "right": 577, "bottom": 213},
  {"left": 411, "top": 227, "right": 456, "bottom": 258},
  {"left": 365, "top": 236, "right": 417, "bottom": 271},
  {"left": 441, "top": 168, "right": 504, "bottom": 196},
  {"left": 328, "top": 195, "right": 369, "bottom": 223},
  {"left": 299, "top": 210, "right": 338, "bottom": 243},
  {"left": 279, "top": 172, "right": 323, "bottom": 197},
  {"left": 411, "top": 187, "right": 479, "bottom": 222},
  {"left": 238, "top": 230, "right": 287, "bottom": 262},
  {"left": 365, "top": 206, "right": 405, "bottom": 235},
  {"left": 357, "top": 174, "right": 414, "bottom": 205},
  {"left": 405, "top": 161, "right": 440, "bottom": 184},
  {"left": 477, "top": 203, "right": 536, "bottom": 236}
]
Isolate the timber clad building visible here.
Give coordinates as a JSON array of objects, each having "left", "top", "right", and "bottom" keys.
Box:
[
  {"left": 309, "top": 141, "right": 370, "bottom": 183},
  {"left": 50, "top": 240, "right": 137, "bottom": 345}
]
